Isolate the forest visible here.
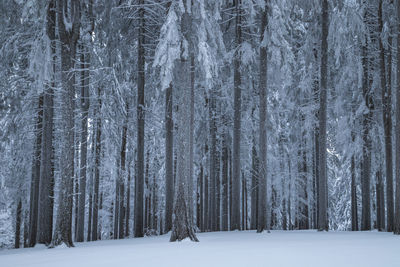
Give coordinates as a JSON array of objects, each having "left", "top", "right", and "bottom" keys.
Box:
[{"left": 1, "top": 0, "right": 400, "bottom": 264}]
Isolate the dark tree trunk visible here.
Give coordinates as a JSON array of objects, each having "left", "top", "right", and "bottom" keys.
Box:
[
  {"left": 52, "top": 0, "right": 80, "bottom": 248},
  {"left": 317, "top": 0, "right": 329, "bottom": 232},
  {"left": 361, "top": 5, "right": 373, "bottom": 231},
  {"left": 28, "top": 94, "right": 43, "bottom": 247},
  {"left": 76, "top": 0, "right": 93, "bottom": 243},
  {"left": 92, "top": 87, "right": 102, "bottom": 241},
  {"left": 222, "top": 132, "right": 229, "bottom": 231},
  {"left": 231, "top": 0, "right": 242, "bottom": 231},
  {"left": 118, "top": 111, "right": 128, "bottom": 239},
  {"left": 393, "top": 0, "right": 400, "bottom": 235},
  {"left": 351, "top": 130, "right": 358, "bottom": 231},
  {"left": 209, "top": 92, "right": 217, "bottom": 231},
  {"left": 135, "top": 0, "right": 145, "bottom": 238},
  {"left": 15, "top": 200, "right": 22, "bottom": 249},
  {"left": 38, "top": 0, "right": 56, "bottom": 245},
  {"left": 250, "top": 143, "right": 258, "bottom": 230},
  {"left": 87, "top": 190, "right": 93, "bottom": 241},
  {"left": 257, "top": 0, "right": 268, "bottom": 233},
  {"left": 125, "top": 167, "right": 131, "bottom": 237},
  {"left": 376, "top": 170, "right": 385, "bottom": 231},
  {"left": 378, "top": 0, "right": 394, "bottom": 232},
  {"left": 165, "top": 83, "right": 174, "bottom": 233}
]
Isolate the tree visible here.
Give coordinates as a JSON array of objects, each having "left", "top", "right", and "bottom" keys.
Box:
[
  {"left": 28, "top": 94, "right": 43, "bottom": 247},
  {"left": 318, "top": 0, "right": 329, "bottom": 232},
  {"left": 92, "top": 87, "right": 102, "bottom": 241},
  {"left": 360, "top": 0, "right": 373, "bottom": 231},
  {"left": 378, "top": 0, "right": 393, "bottom": 232},
  {"left": 135, "top": 0, "right": 145, "bottom": 238},
  {"left": 51, "top": 0, "right": 80, "bottom": 248},
  {"left": 169, "top": 1, "right": 198, "bottom": 242},
  {"left": 394, "top": 0, "right": 400, "bottom": 235},
  {"left": 76, "top": 0, "right": 94, "bottom": 243},
  {"left": 231, "top": 0, "right": 242, "bottom": 232},
  {"left": 165, "top": 82, "right": 174, "bottom": 233},
  {"left": 38, "top": 0, "right": 56, "bottom": 245},
  {"left": 257, "top": 0, "right": 268, "bottom": 233}
]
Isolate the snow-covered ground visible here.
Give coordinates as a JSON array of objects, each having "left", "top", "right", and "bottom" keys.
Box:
[{"left": 1, "top": 230, "right": 399, "bottom": 267}]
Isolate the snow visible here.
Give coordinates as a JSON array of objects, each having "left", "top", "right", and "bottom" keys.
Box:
[{"left": 1, "top": 231, "right": 399, "bottom": 267}]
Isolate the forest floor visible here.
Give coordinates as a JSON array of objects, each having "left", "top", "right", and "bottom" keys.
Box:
[{"left": 1, "top": 230, "right": 399, "bottom": 267}]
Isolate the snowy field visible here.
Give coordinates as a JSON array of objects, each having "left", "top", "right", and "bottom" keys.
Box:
[{"left": 1, "top": 230, "right": 399, "bottom": 267}]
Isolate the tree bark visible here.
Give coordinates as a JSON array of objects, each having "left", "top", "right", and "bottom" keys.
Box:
[
  {"left": 222, "top": 131, "right": 229, "bottom": 231},
  {"left": 361, "top": 3, "right": 373, "bottom": 231},
  {"left": 231, "top": 0, "right": 242, "bottom": 232},
  {"left": 165, "top": 83, "right": 174, "bottom": 233},
  {"left": 351, "top": 129, "right": 358, "bottom": 231},
  {"left": 317, "top": 0, "right": 329, "bottom": 232},
  {"left": 28, "top": 94, "right": 43, "bottom": 247},
  {"left": 393, "top": 0, "right": 400, "bottom": 235},
  {"left": 378, "top": 0, "right": 394, "bottom": 232},
  {"left": 170, "top": 5, "right": 198, "bottom": 242},
  {"left": 257, "top": 0, "right": 268, "bottom": 233},
  {"left": 135, "top": 0, "right": 145, "bottom": 238},
  {"left": 15, "top": 200, "right": 22, "bottom": 249},
  {"left": 52, "top": 0, "right": 80, "bottom": 248},
  {"left": 92, "top": 87, "right": 102, "bottom": 241}
]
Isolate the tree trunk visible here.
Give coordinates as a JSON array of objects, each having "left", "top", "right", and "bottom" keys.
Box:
[
  {"left": 76, "top": 0, "right": 93, "bottom": 243},
  {"left": 92, "top": 87, "right": 102, "bottom": 241},
  {"left": 15, "top": 200, "right": 22, "bottom": 249},
  {"left": 222, "top": 132, "right": 229, "bottom": 231},
  {"left": 170, "top": 5, "right": 198, "bottom": 242},
  {"left": 351, "top": 130, "right": 358, "bottom": 231},
  {"left": 393, "top": 0, "right": 400, "bottom": 235},
  {"left": 317, "top": 0, "right": 329, "bottom": 232},
  {"left": 376, "top": 170, "right": 385, "bottom": 231},
  {"left": 119, "top": 111, "right": 128, "bottom": 239},
  {"left": 125, "top": 166, "right": 131, "bottom": 237},
  {"left": 209, "top": 92, "right": 217, "bottom": 231},
  {"left": 28, "top": 94, "right": 43, "bottom": 247},
  {"left": 165, "top": 83, "right": 174, "bottom": 233},
  {"left": 257, "top": 0, "right": 268, "bottom": 233},
  {"left": 231, "top": 0, "right": 242, "bottom": 232},
  {"left": 135, "top": 0, "right": 145, "bottom": 238},
  {"left": 361, "top": 5, "right": 373, "bottom": 231},
  {"left": 52, "top": 0, "right": 80, "bottom": 248},
  {"left": 38, "top": 1, "right": 56, "bottom": 245},
  {"left": 378, "top": 0, "right": 394, "bottom": 232},
  {"left": 87, "top": 189, "right": 93, "bottom": 241}
]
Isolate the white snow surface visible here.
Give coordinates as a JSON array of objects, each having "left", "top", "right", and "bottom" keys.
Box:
[{"left": 1, "top": 230, "right": 399, "bottom": 267}]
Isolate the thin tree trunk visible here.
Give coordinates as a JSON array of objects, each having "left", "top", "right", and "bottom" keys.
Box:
[
  {"left": 351, "top": 130, "right": 358, "bottom": 231},
  {"left": 135, "top": 0, "right": 145, "bottom": 238},
  {"left": 317, "top": 0, "right": 329, "bottom": 232},
  {"left": 393, "top": 0, "right": 400, "bottom": 235},
  {"left": 165, "top": 83, "right": 174, "bottom": 233},
  {"left": 15, "top": 200, "right": 22, "bottom": 249},
  {"left": 92, "top": 87, "right": 102, "bottom": 241},
  {"left": 257, "top": 0, "right": 268, "bottom": 233},
  {"left": 119, "top": 110, "right": 128, "bottom": 239},
  {"left": 209, "top": 92, "right": 217, "bottom": 231},
  {"left": 222, "top": 132, "right": 229, "bottom": 231},
  {"left": 125, "top": 166, "right": 131, "bottom": 237},
  {"left": 231, "top": 0, "right": 242, "bottom": 232}
]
